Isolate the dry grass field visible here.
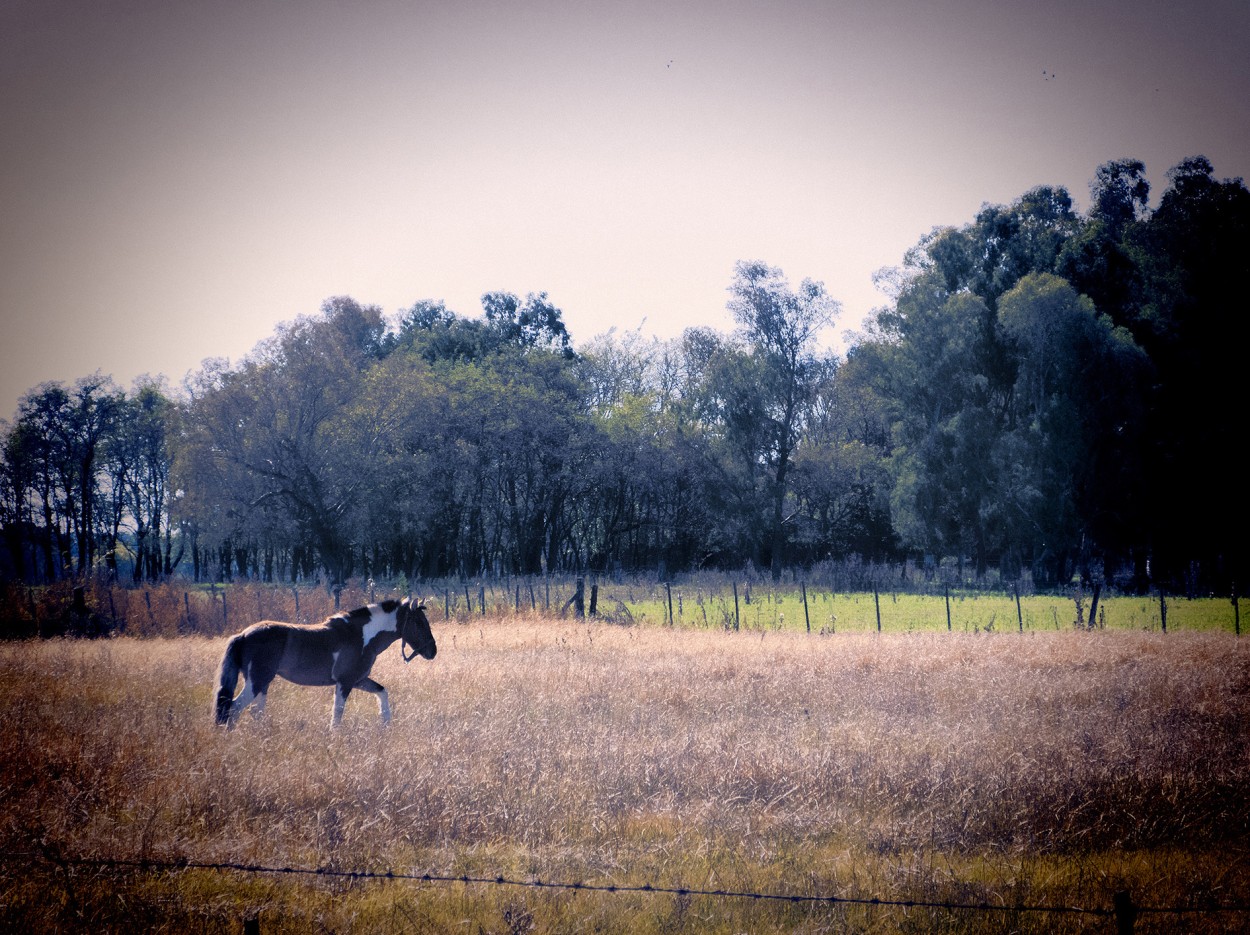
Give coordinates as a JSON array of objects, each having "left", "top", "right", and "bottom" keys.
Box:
[{"left": 1, "top": 622, "right": 1248, "bottom": 933}]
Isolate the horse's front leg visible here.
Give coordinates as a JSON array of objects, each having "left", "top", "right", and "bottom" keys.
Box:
[
  {"left": 332, "top": 682, "right": 351, "bottom": 727},
  {"left": 354, "top": 677, "right": 391, "bottom": 725}
]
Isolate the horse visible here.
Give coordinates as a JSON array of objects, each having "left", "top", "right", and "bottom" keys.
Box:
[{"left": 213, "top": 597, "right": 436, "bottom": 728}]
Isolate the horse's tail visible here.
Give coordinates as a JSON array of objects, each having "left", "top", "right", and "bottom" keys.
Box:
[{"left": 214, "top": 634, "right": 246, "bottom": 725}]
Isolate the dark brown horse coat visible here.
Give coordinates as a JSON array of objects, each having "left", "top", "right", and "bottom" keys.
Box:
[{"left": 214, "top": 597, "right": 436, "bottom": 727}]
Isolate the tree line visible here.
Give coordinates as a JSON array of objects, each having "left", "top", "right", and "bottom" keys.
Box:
[{"left": 2, "top": 156, "right": 1245, "bottom": 594}]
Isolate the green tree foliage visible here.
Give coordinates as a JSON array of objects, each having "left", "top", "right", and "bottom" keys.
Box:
[
  {"left": 101, "top": 379, "right": 180, "bottom": 581},
  {"left": 995, "top": 273, "right": 1150, "bottom": 584},
  {"left": 1131, "top": 157, "right": 1250, "bottom": 590},
  {"left": 0, "top": 376, "right": 122, "bottom": 579},
  {"left": 719, "top": 261, "right": 840, "bottom": 579},
  {"left": 2, "top": 158, "right": 1245, "bottom": 594},
  {"left": 849, "top": 156, "right": 1246, "bottom": 592},
  {"left": 176, "top": 298, "right": 389, "bottom": 583}
]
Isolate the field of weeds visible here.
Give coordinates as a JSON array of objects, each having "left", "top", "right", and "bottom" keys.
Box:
[{"left": 2, "top": 623, "right": 1248, "bottom": 933}]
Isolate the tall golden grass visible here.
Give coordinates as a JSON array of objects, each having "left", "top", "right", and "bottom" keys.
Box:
[{"left": 1, "top": 623, "right": 1247, "bottom": 932}]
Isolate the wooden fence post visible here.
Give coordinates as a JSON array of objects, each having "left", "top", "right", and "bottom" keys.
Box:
[
  {"left": 28, "top": 588, "right": 40, "bottom": 638},
  {"left": 733, "top": 582, "right": 740, "bottom": 631},
  {"left": 1014, "top": 583, "right": 1023, "bottom": 632},
  {"left": 945, "top": 586, "right": 951, "bottom": 632},
  {"left": 665, "top": 583, "right": 673, "bottom": 626},
  {"left": 801, "top": 582, "right": 810, "bottom": 633},
  {"left": 478, "top": 585, "right": 486, "bottom": 616},
  {"left": 1158, "top": 589, "right": 1167, "bottom": 633},
  {"left": 559, "top": 578, "right": 585, "bottom": 618},
  {"left": 1113, "top": 890, "right": 1136, "bottom": 934},
  {"left": 873, "top": 583, "right": 881, "bottom": 633},
  {"left": 589, "top": 583, "right": 598, "bottom": 617},
  {"left": 1088, "top": 581, "right": 1102, "bottom": 630}
]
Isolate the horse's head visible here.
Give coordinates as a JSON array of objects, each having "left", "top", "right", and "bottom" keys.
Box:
[{"left": 398, "top": 597, "right": 437, "bottom": 662}]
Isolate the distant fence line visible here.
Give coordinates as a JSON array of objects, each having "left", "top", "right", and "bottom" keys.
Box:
[
  {"left": 10, "top": 851, "right": 1250, "bottom": 933},
  {"left": 0, "top": 572, "right": 1241, "bottom": 639}
]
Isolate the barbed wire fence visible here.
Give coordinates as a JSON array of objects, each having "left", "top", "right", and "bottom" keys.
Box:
[{"left": 11, "top": 851, "right": 1250, "bottom": 933}]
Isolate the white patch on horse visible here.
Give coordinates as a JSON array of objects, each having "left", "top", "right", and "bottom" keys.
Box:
[{"left": 360, "top": 603, "right": 398, "bottom": 647}]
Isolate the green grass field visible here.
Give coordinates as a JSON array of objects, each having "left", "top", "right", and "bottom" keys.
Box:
[{"left": 590, "top": 583, "right": 1237, "bottom": 635}]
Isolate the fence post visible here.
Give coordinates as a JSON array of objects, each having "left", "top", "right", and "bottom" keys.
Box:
[
  {"left": 479, "top": 586, "right": 486, "bottom": 616},
  {"left": 1113, "top": 890, "right": 1136, "bottom": 935},
  {"left": 666, "top": 583, "right": 673, "bottom": 626},
  {"left": 1088, "top": 581, "right": 1102, "bottom": 630},
  {"left": 1014, "top": 583, "right": 1023, "bottom": 633},
  {"left": 801, "top": 582, "right": 810, "bottom": 633},
  {"left": 184, "top": 592, "right": 192, "bottom": 633},
  {"left": 945, "top": 586, "right": 951, "bottom": 632},
  {"left": 733, "top": 582, "right": 740, "bottom": 631},
  {"left": 589, "top": 583, "right": 598, "bottom": 617},
  {"left": 29, "top": 588, "right": 40, "bottom": 638},
  {"left": 1158, "top": 589, "right": 1167, "bottom": 633},
  {"left": 873, "top": 583, "right": 881, "bottom": 633}
]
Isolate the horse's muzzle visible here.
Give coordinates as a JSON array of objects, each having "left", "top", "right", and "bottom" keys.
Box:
[{"left": 402, "top": 640, "right": 437, "bottom": 662}]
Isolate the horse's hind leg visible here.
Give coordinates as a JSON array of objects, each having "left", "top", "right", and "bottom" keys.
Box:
[
  {"left": 225, "top": 682, "right": 256, "bottom": 728},
  {"left": 354, "top": 677, "right": 391, "bottom": 725},
  {"left": 249, "top": 690, "right": 268, "bottom": 720},
  {"left": 227, "top": 669, "right": 272, "bottom": 728}
]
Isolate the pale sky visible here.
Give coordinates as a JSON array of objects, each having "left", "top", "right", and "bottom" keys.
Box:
[{"left": 2, "top": 0, "right": 1248, "bottom": 420}]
